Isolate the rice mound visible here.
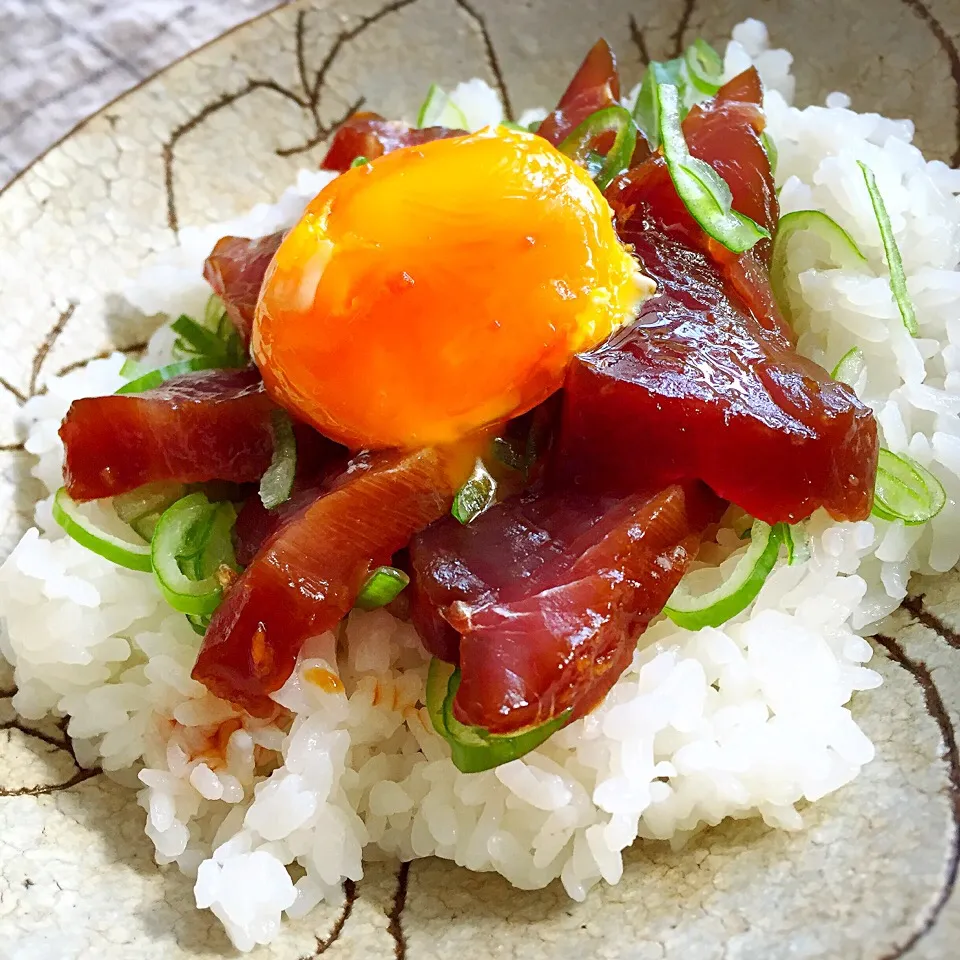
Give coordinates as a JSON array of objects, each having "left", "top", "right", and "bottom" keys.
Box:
[{"left": 2, "top": 19, "right": 959, "bottom": 952}]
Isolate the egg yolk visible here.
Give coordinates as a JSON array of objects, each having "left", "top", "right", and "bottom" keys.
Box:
[{"left": 253, "top": 127, "right": 649, "bottom": 449}]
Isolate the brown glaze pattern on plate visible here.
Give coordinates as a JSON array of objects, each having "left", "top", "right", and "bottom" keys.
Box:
[{"left": 1, "top": 0, "right": 960, "bottom": 956}]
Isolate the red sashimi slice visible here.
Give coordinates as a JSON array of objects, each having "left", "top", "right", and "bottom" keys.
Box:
[
  {"left": 192, "top": 443, "right": 480, "bottom": 717},
  {"left": 321, "top": 112, "right": 465, "bottom": 172},
  {"left": 203, "top": 232, "right": 285, "bottom": 345},
  {"left": 556, "top": 231, "right": 878, "bottom": 524},
  {"left": 606, "top": 68, "right": 782, "bottom": 330},
  {"left": 60, "top": 368, "right": 275, "bottom": 501},
  {"left": 555, "top": 67, "right": 878, "bottom": 524},
  {"left": 409, "top": 482, "right": 723, "bottom": 733},
  {"left": 537, "top": 39, "right": 621, "bottom": 146}
]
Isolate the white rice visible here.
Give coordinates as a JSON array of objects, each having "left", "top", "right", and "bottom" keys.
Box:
[{"left": 2, "top": 19, "right": 959, "bottom": 952}]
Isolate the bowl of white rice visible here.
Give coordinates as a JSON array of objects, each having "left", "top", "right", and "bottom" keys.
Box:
[{"left": 2, "top": 0, "right": 960, "bottom": 957}]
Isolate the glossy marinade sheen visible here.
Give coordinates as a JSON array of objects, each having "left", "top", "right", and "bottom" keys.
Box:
[
  {"left": 556, "top": 237, "right": 878, "bottom": 522},
  {"left": 59, "top": 368, "right": 275, "bottom": 501},
  {"left": 192, "top": 443, "right": 481, "bottom": 717},
  {"left": 410, "top": 482, "right": 723, "bottom": 733},
  {"left": 203, "top": 232, "right": 285, "bottom": 344},
  {"left": 556, "top": 69, "right": 879, "bottom": 524}
]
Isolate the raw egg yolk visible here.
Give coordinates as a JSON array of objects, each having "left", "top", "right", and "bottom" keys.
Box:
[{"left": 253, "top": 127, "right": 649, "bottom": 449}]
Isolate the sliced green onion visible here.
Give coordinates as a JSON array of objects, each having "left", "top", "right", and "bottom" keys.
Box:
[
  {"left": 52, "top": 488, "right": 152, "bottom": 572},
  {"left": 171, "top": 311, "right": 246, "bottom": 369},
  {"left": 656, "top": 80, "right": 769, "bottom": 253},
  {"left": 438, "top": 665, "right": 572, "bottom": 773},
  {"left": 151, "top": 493, "right": 239, "bottom": 615},
  {"left": 451, "top": 459, "right": 497, "bottom": 524},
  {"left": 499, "top": 121, "right": 528, "bottom": 133},
  {"left": 186, "top": 613, "right": 210, "bottom": 636},
  {"left": 204, "top": 294, "right": 226, "bottom": 329},
  {"left": 633, "top": 58, "right": 685, "bottom": 149},
  {"left": 491, "top": 436, "right": 525, "bottom": 472},
  {"left": 116, "top": 357, "right": 214, "bottom": 394},
  {"left": 857, "top": 161, "right": 918, "bottom": 336},
  {"left": 770, "top": 209, "right": 867, "bottom": 323},
  {"left": 831, "top": 346, "right": 866, "bottom": 388},
  {"left": 684, "top": 38, "right": 724, "bottom": 95},
  {"left": 558, "top": 105, "right": 638, "bottom": 191},
  {"left": 119, "top": 357, "right": 147, "bottom": 380},
  {"left": 872, "top": 448, "right": 945, "bottom": 526},
  {"left": 665, "top": 520, "right": 784, "bottom": 629},
  {"left": 760, "top": 130, "right": 778, "bottom": 176},
  {"left": 113, "top": 482, "right": 186, "bottom": 540},
  {"left": 416, "top": 84, "right": 468, "bottom": 129},
  {"left": 259, "top": 411, "right": 297, "bottom": 509},
  {"left": 783, "top": 523, "right": 810, "bottom": 566},
  {"left": 355, "top": 566, "right": 410, "bottom": 610},
  {"left": 426, "top": 657, "right": 454, "bottom": 737},
  {"left": 350, "top": 155, "right": 370, "bottom": 168},
  {"left": 173, "top": 504, "right": 219, "bottom": 581}
]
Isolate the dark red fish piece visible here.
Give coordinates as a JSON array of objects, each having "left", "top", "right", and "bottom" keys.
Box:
[
  {"left": 537, "top": 39, "right": 621, "bottom": 147},
  {"left": 203, "top": 232, "right": 285, "bottom": 345},
  {"left": 557, "top": 230, "right": 878, "bottom": 523},
  {"left": 60, "top": 368, "right": 274, "bottom": 501},
  {"left": 321, "top": 112, "right": 465, "bottom": 172},
  {"left": 556, "top": 67, "right": 878, "bottom": 523},
  {"left": 410, "top": 482, "right": 722, "bottom": 734},
  {"left": 193, "top": 443, "right": 480, "bottom": 717},
  {"left": 606, "top": 68, "right": 780, "bottom": 324}
]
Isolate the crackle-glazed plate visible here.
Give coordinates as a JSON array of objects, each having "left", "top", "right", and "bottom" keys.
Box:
[{"left": 2, "top": 0, "right": 960, "bottom": 957}]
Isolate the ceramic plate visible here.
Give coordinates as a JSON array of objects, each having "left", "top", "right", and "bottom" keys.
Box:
[{"left": 1, "top": 1, "right": 960, "bottom": 956}]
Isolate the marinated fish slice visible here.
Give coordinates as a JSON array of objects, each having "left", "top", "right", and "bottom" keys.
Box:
[
  {"left": 60, "top": 368, "right": 275, "bottom": 501},
  {"left": 606, "top": 68, "right": 781, "bottom": 325},
  {"left": 203, "top": 232, "right": 285, "bottom": 344},
  {"left": 557, "top": 226, "right": 878, "bottom": 523},
  {"left": 321, "top": 111, "right": 465, "bottom": 171},
  {"left": 558, "top": 69, "right": 878, "bottom": 523},
  {"left": 410, "top": 482, "right": 723, "bottom": 733},
  {"left": 537, "top": 39, "right": 621, "bottom": 146},
  {"left": 192, "top": 443, "right": 479, "bottom": 717}
]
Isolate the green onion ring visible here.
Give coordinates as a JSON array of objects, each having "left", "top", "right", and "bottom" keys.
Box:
[
  {"left": 684, "top": 38, "right": 724, "bottom": 95},
  {"left": 872, "top": 449, "right": 945, "bottom": 526},
  {"left": 151, "top": 493, "right": 238, "bottom": 615},
  {"left": 831, "top": 346, "right": 866, "bottom": 388},
  {"left": 760, "top": 130, "right": 778, "bottom": 176},
  {"left": 52, "top": 488, "right": 153, "bottom": 572},
  {"left": 113, "top": 482, "right": 186, "bottom": 540},
  {"left": 416, "top": 84, "right": 469, "bottom": 129},
  {"left": 428, "top": 661, "right": 572, "bottom": 773},
  {"left": 633, "top": 58, "right": 686, "bottom": 149},
  {"left": 656, "top": 80, "right": 769, "bottom": 253},
  {"left": 451, "top": 458, "right": 497, "bottom": 525},
  {"left": 116, "top": 358, "right": 215, "bottom": 395},
  {"left": 664, "top": 520, "right": 785, "bottom": 629},
  {"left": 770, "top": 209, "right": 867, "bottom": 324},
  {"left": 558, "top": 105, "right": 638, "bottom": 191},
  {"left": 355, "top": 566, "right": 410, "bottom": 610}
]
